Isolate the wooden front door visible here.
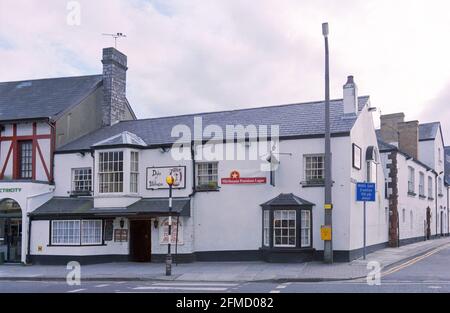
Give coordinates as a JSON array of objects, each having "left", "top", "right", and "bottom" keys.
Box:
[{"left": 130, "top": 220, "right": 152, "bottom": 262}]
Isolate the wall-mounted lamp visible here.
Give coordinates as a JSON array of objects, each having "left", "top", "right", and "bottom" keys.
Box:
[
  {"left": 119, "top": 218, "right": 125, "bottom": 229},
  {"left": 153, "top": 219, "right": 159, "bottom": 229}
]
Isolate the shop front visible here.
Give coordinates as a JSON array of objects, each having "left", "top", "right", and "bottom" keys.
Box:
[{"left": 0, "top": 199, "right": 22, "bottom": 263}]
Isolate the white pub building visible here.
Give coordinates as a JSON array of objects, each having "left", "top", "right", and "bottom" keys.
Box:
[{"left": 0, "top": 48, "right": 448, "bottom": 264}]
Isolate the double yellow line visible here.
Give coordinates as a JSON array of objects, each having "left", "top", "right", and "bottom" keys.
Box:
[{"left": 382, "top": 243, "right": 450, "bottom": 278}]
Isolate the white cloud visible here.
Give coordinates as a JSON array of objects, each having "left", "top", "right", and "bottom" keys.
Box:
[{"left": 1, "top": 0, "right": 450, "bottom": 142}]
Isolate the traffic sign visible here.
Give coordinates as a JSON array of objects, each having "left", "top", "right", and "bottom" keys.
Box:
[{"left": 356, "top": 182, "right": 376, "bottom": 202}]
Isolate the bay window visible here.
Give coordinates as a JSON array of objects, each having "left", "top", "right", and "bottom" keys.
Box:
[
  {"left": 130, "top": 151, "right": 139, "bottom": 193},
  {"left": 273, "top": 210, "right": 296, "bottom": 247},
  {"left": 98, "top": 151, "right": 123, "bottom": 193},
  {"left": 300, "top": 210, "right": 311, "bottom": 247},
  {"left": 261, "top": 204, "right": 312, "bottom": 250}
]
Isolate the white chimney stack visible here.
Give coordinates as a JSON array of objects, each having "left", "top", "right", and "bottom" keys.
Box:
[{"left": 343, "top": 75, "right": 358, "bottom": 114}]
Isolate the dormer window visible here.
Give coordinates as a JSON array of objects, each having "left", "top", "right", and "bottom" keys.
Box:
[{"left": 98, "top": 151, "right": 124, "bottom": 193}]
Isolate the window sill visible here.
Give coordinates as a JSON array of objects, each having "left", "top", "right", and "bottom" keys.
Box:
[
  {"left": 438, "top": 194, "right": 444, "bottom": 198},
  {"left": 47, "top": 244, "right": 106, "bottom": 247},
  {"left": 301, "top": 183, "right": 325, "bottom": 188},
  {"left": 419, "top": 195, "right": 427, "bottom": 199},
  {"left": 428, "top": 197, "right": 434, "bottom": 201},
  {"left": 195, "top": 185, "right": 220, "bottom": 192},
  {"left": 407, "top": 192, "right": 416, "bottom": 197},
  {"left": 70, "top": 191, "right": 93, "bottom": 197},
  {"left": 260, "top": 247, "right": 314, "bottom": 252}
]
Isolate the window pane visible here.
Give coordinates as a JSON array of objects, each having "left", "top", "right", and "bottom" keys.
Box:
[
  {"left": 273, "top": 210, "right": 296, "bottom": 247},
  {"left": 98, "top": 152, "right": 123, "bottom": 193}
]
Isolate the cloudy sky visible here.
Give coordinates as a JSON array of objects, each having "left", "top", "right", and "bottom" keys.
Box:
[{"left": 0, "top": 0, "right": 449, "bottom": 141}]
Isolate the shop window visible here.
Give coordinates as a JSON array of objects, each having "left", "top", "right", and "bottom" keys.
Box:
[
  {"left": 81, "top": 220, "right": 102, "bottom": 245},
  {"left": 98, "top": 151, "right": 123, "bottom": 193},
  {"left": 51, "top": 220, "right": 80, "bottom": 245},
  {"left": 51, "top": 220, "right": 102, "bottom": 245},
  {"left": 72, "top": 168, "right": 92, "bottom": 195},
  {"left": 196, "top": 162, "right": 218, "bottom": 190}
]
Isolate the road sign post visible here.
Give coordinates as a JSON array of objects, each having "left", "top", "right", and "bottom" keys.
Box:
[{"left": 356, "top": 182, "right": 376, "bottom": 260}]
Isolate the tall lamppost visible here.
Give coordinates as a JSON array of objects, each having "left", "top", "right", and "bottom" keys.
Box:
[
  {"left": 165, "top": 175, "right": 174, "bottom": 276},
  {"left": 322, "top": 22, "right": 333, "bottom": 264}
]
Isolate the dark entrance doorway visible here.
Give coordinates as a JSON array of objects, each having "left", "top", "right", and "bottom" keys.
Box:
[
  {"left": 426, "top": 207, "right": 431, "bottom": 240},
  {"left": 130, "top": 220, "right": 152, "bottom": 262},
  {"left": 0, "top": 199, "right": 22, "bottom": 263}
]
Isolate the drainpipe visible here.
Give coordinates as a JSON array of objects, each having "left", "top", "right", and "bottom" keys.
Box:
[
  {"left": 25, "top": 188, "right": 55, "bottom": 264},
  {"left": 188, "top": 143, "right": 196, "bottom": 198}
]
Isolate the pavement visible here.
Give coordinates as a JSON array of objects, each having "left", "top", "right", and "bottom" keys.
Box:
[{"left": 1, "top": 237, "right": 449, "bottom": 283}]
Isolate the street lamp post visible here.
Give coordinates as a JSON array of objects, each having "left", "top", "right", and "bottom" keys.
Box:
[
  {"left": 166, "top": 175, "right": 174, "bottom": 276},
  {"left": 322, "top": 22, "right": 333, "bottom": 264}
]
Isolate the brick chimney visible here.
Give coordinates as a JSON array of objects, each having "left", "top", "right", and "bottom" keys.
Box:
[
  {"left": 398, "top": 120, "right": 419, "bottom": 159},
  {"left": 102, "top": 47, "right": 128, "bottom": 126},
  {"left": 343, "top": 75, "right": 358, "bottom": 114},
  {"left": 380, "top": 113, "right": 405, "bottom": 145}
]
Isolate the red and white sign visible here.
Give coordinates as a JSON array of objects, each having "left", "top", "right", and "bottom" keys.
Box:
[{"left": 221, "top": 170, "right": 267, "bottom": 184}]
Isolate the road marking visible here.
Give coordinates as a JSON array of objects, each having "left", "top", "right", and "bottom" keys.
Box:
[
  {"left": 269, "top": 290, "right": 280, "bottom": 293},
  {"left": 95, "top": 284, "right": 109, "bottom": 288},
  {"left": 428, "top": 286, "right": 442, "bottom": 289},
  {"left": 152, "top": 282, "right": 238, "bottom": 287},
  {"left": 133, "top": 286, "right": 228, "bottom": 291},
  {"left": 276, "top": 285, "right": 287, "bottom": 289},
  {"left": 382, "top": 244, "right": 450, "bottom": 278},
  {"left": 67, "top": 289, "right": 85, "bottom": 293}
]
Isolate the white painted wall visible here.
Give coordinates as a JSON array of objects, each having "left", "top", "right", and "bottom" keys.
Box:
[
  {"left": 30, "top": 217, "right": 128, "bottom": 256},
  {"left": 350, "top": 105, "right": 389, "bottom": 250}
]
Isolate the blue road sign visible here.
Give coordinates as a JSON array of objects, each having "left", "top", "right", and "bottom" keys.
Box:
[{"left": 356, "top": 182, "right": 376, "bottom": 202}]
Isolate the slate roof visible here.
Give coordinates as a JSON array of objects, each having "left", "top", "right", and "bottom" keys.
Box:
[
  {"left": 261, "top": 193, "right": 315, "bottom": 207},
  {"left": 375, "top": 130, "right": 434, "bottom": 172},
  {"left": 92, "top": 131, "right": 147, "bottom": 148},
  {"left": 30, "top": 197, "right": 191, "bottom": 217},
  {"left": 0, "top": 75, "right": 103, "bottom": 121},
  {"left": 57, "top": 96, "right": 370, "bottom": 152},
  {"left": 419, "top": 122, "right": 440, "bottom": 141},
  {"left": 445, "top": 146, "right": 450, "bottom": 185}
]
